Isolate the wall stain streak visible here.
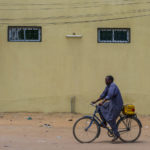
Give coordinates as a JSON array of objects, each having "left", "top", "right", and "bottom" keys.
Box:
[
  {"left": 1, "top": 13, "right": 150, "bottom": 25},
  {"left": 1, "top": 8, "right": 150, "bottom": 22},
  {"left": 1, "top": 0, "right": 150, "bottom": 6},
  {"left": 1, "top": 0, "right": 150, "bottom": 11}
]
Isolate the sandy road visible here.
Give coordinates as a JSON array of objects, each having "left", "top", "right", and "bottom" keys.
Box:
[{"left": 0, "top": 113, "right": 149, "bottom": 150}]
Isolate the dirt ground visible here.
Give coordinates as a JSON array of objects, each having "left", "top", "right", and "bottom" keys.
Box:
[{"left": 0, "top": 113, "right": 149, "bottom": 150}]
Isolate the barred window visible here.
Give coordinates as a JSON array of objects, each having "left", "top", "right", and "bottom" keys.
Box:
[
  {"left": 8, "top": 26, "right": 42, "bottom": 42},
  {"left": 98, "top": 28, "right": 130, "bottom": 43}
]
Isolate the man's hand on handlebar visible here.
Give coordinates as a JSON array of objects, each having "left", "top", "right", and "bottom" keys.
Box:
[
  {"left": 91, "top": 98, "right": 101, "bottom": 104},
  {"left": 91, "top": 101, "right": 97, "bottom": 104},
  {"left": 91, "top": 98, "right": 106, "bottom": 106}
]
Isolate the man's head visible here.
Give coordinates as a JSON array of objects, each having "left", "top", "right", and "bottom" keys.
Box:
[{"left": 105, "top": 75, "right": 114, "bottom": 85}]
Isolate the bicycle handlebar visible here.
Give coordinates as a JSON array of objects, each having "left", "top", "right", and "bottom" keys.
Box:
[{"left": 90, "top": 103, "right": 97, "bottom": 107}]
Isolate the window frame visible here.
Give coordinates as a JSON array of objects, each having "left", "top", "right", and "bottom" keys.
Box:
[
  {"left": 97, "top": 28, "right": 130, "bottom": 43},
  {"left": 8, "top": 26, "right": 42, "bottom": 42}
]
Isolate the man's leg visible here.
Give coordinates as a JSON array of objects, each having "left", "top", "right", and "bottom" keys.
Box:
[
  {"left": 99, "top": 107, "right": 107, "bottom": 128},
  {"left": 98, "top": 107, "right": 107, "bottom": 126},
  {"left": 108, "top": 119, "right": 120, "bottom": 141}
]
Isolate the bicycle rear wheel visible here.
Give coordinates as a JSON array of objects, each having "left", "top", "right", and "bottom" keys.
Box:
[
  {"left": 73, "top": 116, "right": 100, "bottom": 143},
  {"left": 117, "top": 116, "right": 142, "bottom": 142}
]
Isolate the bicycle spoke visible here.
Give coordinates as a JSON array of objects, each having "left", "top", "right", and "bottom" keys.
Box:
[
  {"left": 118, "top": 117, "right": 141, "bottom": 142},
  {"left": 73, "top": 117, "right": 99, "bottom": 143}
]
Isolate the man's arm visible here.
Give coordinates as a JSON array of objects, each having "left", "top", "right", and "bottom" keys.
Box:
[
  {"left": 92, "top": 97, "right": 102, "bottom": 104},
  {"left": 98, "top": 85, "right": 117, "bottom": 105},
  {"left": 105, "top": 85, "right": 116, "bottom": 100},
  {"left": 99, "top": 99, "right": 108, "bottom": 105},
  {"left": 92, "top": 87, "right": 108, "bottom": 104}
]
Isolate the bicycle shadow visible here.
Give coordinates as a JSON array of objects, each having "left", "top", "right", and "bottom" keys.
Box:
[{"left": 94, "top": 140, "right": 145, "bottom": 144}]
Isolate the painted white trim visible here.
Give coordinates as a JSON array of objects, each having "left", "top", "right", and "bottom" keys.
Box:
[{"left": 66, "top": 35, "right": 82, "bottom": 38}]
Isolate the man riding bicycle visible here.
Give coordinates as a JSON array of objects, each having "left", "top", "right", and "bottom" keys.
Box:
[{"left": 92, "top": 75, "right": 123, "bottom": 142}]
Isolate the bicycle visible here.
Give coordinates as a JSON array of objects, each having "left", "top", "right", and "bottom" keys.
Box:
[{"left": 73, "top": 103, "right": 142, "bottom": 143}]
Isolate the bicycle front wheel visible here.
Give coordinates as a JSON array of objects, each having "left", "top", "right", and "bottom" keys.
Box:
[
  {"left": 73, "top": 116, "right": 100, "bottom": 143},
  {"left": 117, "top": 116, "right": 142, "bottom": 142}
]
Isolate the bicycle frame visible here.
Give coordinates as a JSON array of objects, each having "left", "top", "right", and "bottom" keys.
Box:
[
  {"left": 86, "top": 105, "right": 114, "bottom": 136},
  {"left": 86, "top": 104, "right": 138, "bottom": 136},
  {"left": 73, "top": 104, "right": 142, "bottom": 143}
]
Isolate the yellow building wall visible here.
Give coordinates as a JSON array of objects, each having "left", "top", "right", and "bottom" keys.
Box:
[{"left": 0, "top": 0, "right": 150, "bottom": 114}]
